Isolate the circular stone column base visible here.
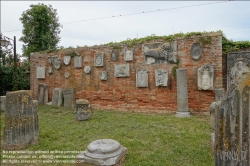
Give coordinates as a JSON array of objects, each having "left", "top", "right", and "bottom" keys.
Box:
[{"left": 175, "top": 112, "right": 191, "bottom": 118}]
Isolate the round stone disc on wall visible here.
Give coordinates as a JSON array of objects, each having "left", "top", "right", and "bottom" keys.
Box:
[{"left": 190, "top": 43, "right": 202, "bottom": 60}]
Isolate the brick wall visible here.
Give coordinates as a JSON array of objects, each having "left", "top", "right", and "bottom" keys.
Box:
[{"left": 30, "top": 32, "right": 223, "bottom": 113}]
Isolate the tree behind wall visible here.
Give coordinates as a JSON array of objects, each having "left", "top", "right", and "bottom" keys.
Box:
[{"left": 19, "top": 3, "right": 62, "bottom": 60}]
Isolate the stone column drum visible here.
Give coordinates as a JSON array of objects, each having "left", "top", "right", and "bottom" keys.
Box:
[
  {"left": 76, "top": 139, "right": 128, "bottom": 166},
  {"left": 175, "top": 68, "right": 191, "bottom": 117},
  {"left": 2, "top": 90, "right": 39, "bottom": 150}
]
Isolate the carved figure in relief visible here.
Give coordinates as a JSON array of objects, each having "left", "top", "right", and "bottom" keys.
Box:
[
  {"left": 124, "top": 49, "right": 133, "bottom": 61},
  {"left": 100, "top": 71, "right": 107, "bottom": 80},
  {"left": 157, "top": 70, "right": 164, "bottom": 86},
  {"left": 95, "top": 55, "right": 102, "bottom": 65},
  {"left": 230, "top": 58, "right": 249, "bottom": 82},
  {"left": 198, "top": 64, "right": 214, "bottom": 90},
  {"left": 117, "top": 65, "right": 126, "bottom": 76}
]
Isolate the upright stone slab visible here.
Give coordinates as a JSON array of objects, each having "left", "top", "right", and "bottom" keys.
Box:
[
  {"left": 52, "top": 88, "right": 63, "bottom": 107},
  {"left": 214, "top": 72, "right": 250, "bottom": 166},
  {"left": 37, "top": 84, "right": 49, "bottom": 104},
  {"left": 2, "top": 90, "right": 39, "bottom": 150},
  {"left": 175, "top": 68, "right": 190, "bottom": 117},
  {"left": 0, "top": 96, "right": 6, "bottom": 112},
  {"left": 63, "top": 88, "right": 75, "bottom": 108},
  {"left": 76, "top": 139, "right": 127, "bottom": 166}
]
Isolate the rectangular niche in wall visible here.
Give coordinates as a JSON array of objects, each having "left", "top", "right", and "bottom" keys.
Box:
[
  {"left": 36, "top": 66, "right": 45, "bottom": 79},
  {"left": 136, "top": 69, "right": 148, "bottom": 87},
  {"left": 74, "top": 56, "right": 82, "bottom": 68},
  {"left": 155, "top": 69, "right": 168, "bottom": 86},
  {"left": 94, "top": 53, "right": 104, "bottom": 67},
  {"left": 114, "top": 64, "right": 130, "bottom": 77}
]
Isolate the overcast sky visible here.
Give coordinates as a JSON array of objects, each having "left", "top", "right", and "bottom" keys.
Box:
[{"left": 1, "top": 1, "right": 250, "bottom": 55}]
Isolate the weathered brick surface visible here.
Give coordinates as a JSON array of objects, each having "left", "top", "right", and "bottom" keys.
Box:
[{"left": 30, "top": 32, "right": 223, "bottom": 113}]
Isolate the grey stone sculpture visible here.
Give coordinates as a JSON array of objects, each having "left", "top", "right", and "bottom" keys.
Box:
[
  {"left": 190, "top": 43, "right": 202, "bottom": 60},
  {"left": 65, "top": 72, "right": 70, "bottom": 79},
  {"left": 76, "top": 139, "right": 128, "bottom": 165},
  {"left": 176, "top": 68, "right": 191, "bottom": 117},
  {"left": 52, "top": 56, "right": 61, "bottom": 69},
  {"left": 155, "top": 69, "right": 168, "bottom": 87},
  {"left": 214, "top": 72, "right": 250, "bottom": 166},
  {"left": 136, "top": 69, "right": 148, "bottom": 87},
  {"left": 114, "top": 64, "right": 130, "bottom": 77},
  {"left": 74, "top": 56, "right": 82, "bottom": 68},
  {"left": 2, "top": 90, "right": 39, "bottom": 150},
  {"left": 94, "top": 53, "right": 104, "bottom": 67},
  {"left": 143, "top": 41, "right": 177, "bottom": 64},
  {"left": 63, "top": 88, "right": 75, "bottom": 108},
  {"left": 124, "top": 49, "right": 133, "bottom": 61},
  {"left": 84, "top": 66, "right": 91, "bottom": 74},
  {"left": 47, "top": 56, "right": 52, "bottom": 64},
  {"left": 52, "top": 88, "right": 63, "bottom": 107},
  {"left": 227, "top": 52, "right": 250, "bottom": 88},
  {"left": 38, "top": 84, "right": 49, "bottom": 104},
  {"left": 36, "top": 66, "right": 45, "bottom": 79},
  {"left": 111, "top": 49, "right": 118, "bottom": 61},
  {"left": 197, "top": 63, "right": 214, "bottom": 90},
  {"left": 64, "top": 55, "right": 71, "bottom": 65},
  {"left": 100, "top": 71, "right": 107, "bottom": 81},
  {"left": 75, "top": 99, "right": 93, "bottom": 121}
]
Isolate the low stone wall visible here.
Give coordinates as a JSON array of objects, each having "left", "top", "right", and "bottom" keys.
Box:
[{"left": 30, "top": 32, "right": 223, "bottom": 113}]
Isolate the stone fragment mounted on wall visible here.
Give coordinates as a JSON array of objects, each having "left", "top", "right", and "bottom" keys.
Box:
[
  {"left": 100, "top": 71, "right": 107, "bottom": 80},
  {"left": 143, "top": 41, "right": 177, "bottom": 64},
  {"left": 84, "top": 66, "right": 91, "bottom": 74},
  {"left": 36, "top": 66, "right": 45, "bottom": 79},
  {"left": 52, "top": 56, "right": 61, "bottom": 69},
  {"left": 94, "top": 53, "right": 104, "bottom": 67},
  {"left": 136, "top": 69, "right": 148, "bottom": 87},
  {"left": 227, "top": 52, "right": 250, "bottom": 88},
  {"left": 65, "top": 72, "right": 70, "bottom": 79},
  {"left": 74, "top": 56, "right": 82, "bottom": 68},
  {"left": 124, "top": 49, "right": 133, "bottom": 61},
  {"left": 190, "top": 43, "right": 202, "bottom": 60},
  {"left": 111, "top": 49, "right": 118, "bottom": 61},
  {"left": 52, "top": 88, "right": 63, "bottom": 107},
  {"left": 64, "top": 55, "right": 71, "bottom": 65},
  {"left": 48, "top": 66, "right": 53, "bottom": 74},
  {"left": 155, "top": 69, "right": 168, "bottom": 86},
  {"left": 47, "top": 56, "right": 52, "bottom": 64},
  {"left": 38, "top": 84, "right": 49, "bottom": 104},
  {"left": 114, "top": 64, "right": 130, "bottom": 77},
  {"left": 197, "top": 63, "right": 214, "bottom": 90},
  {"left": 63, "top": 88, "right": 75, "bottom": 108}
]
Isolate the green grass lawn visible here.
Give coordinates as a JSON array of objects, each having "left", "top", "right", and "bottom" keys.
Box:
[{"left": 1, "top": 105, "right": 214, "bottom": 166}]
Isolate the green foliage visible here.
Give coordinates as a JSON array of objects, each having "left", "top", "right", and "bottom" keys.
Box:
[
  {"left": 19, "top": 3, "right": 62, "bottom": 60},
  {"left": 65, "top": 52, "right": 79, "bottom": 57},
  {"left": 222, "top": 35, "right": 250, "bottom": 55}
]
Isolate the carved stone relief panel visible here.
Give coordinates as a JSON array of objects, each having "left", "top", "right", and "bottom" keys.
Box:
[
  {"left": 197, "top": 63, "right": 214, "bottom": 90},
  {"left": 155, "top": 69, "right": 168, "bottom": 86},
  {"left": 52, "top": 56, "right": 61, "bottom": 69},
  {"left": 114, "top": 64, "right": 130, "bottom": 77},
  {"left": 124, "top": 49, "right": 133, "bottom": 61},
  {"left": 47, "top": 56, "right": 52, "bottom": 64},
  {"left": 143, "top": 41, "right": 177, "bottom": 64},
  {"left": 136, "top": 69, "right": 148, "bottom": 87},
  {"left": 64, "top": 55, "right": 71, "bottom": 65},
  {"left": 94, "top": 53, "right": 104, "bottom": 67},
  {"left": 100, "top": 71, "right": 107, "bottom": 81},
  {"left": 74, "top": 56, "right": 82, "bottom": 68},
  {"left": 84, "top": 66, "right": 91, "bottom": 74},
  {"left": 227, "top": 52, "right": 250, "bottom": 87},
  {"left": 36, "top": 66, "right": 45, "bottom": 79},
  {"left": 190, "top": 43, "right": 202, "bottom": 60},
  {"left": 65, "top": 72, "right": 70, "bottom": 79},
  {"left": 111, "top": 49, "right": 118, "bottom": 61},
  {"left": 48, "top": 66, "right": 52, "bottom": 74}
]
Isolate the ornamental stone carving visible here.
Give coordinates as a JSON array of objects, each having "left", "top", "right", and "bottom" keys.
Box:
[
  {"left": 36, "top": 66, "right": 45, "bottom": 79},
  {"left": 124, "top": 49, "right": 133, "bottom": 61},
  {"left": 84, "top": 66, "right": 91, "bottom": 74},
  {"left": 229, "top": 58, "right": 249, "bottom": 86},
  {"left": 64, "top": 55, "right": 71, "bottom": 65},
  {"left": 47, "top": 56, "right": 52, "bottom": 64},
  {"left": 143, "top": 41, "right": 177, "bottom": 64},
  {"left": 48, "top": 66, "right": 52, "bottom": 74},
  {"left": 94, "top": 53, "right": 104, "bottom": 67},
  {"left": 191, "top": 43, "right": 202, "bottom": 60},
  {"left": 111, "top": 49, "right": 118, "bottom": 61},
  {"left": 155, "top": 69, "right": 168, "bottom": 86},
  {"left": 52, "top": 56, "right": 61, "bottom": 69},
  {"left": 74, "top": 56, "right": 82, "bottom": 68},
  {"left": 114, "top": 64, "right": 130, "bottom": 77},
  {"left": 136, "top": 69, "right": 148, "bottom": 87},
  {"left": 197, "top": 63, "right": 214, "bottom": 90},
  {"left": 100, "top": 71, "right": 107, "bottom": 80},
  {"left": 65, "top": 72, "right": 70, "bottom": 79}
]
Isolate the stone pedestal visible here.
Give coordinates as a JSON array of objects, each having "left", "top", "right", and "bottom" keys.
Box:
[
  {"left": 175, "top": 68, "right": 191, "bottom": 117},
  {"left": 2, "top": 90, "right": 39, "bottom": 150},
  {"left": 76, "top": 139, "right": 127, "bottom": 166},
  {"left": 75, "top": 99, "right": 93, "bottom": 121},
  {"left": 0, "top": 96, "right": 6, "bottom": 112}
]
